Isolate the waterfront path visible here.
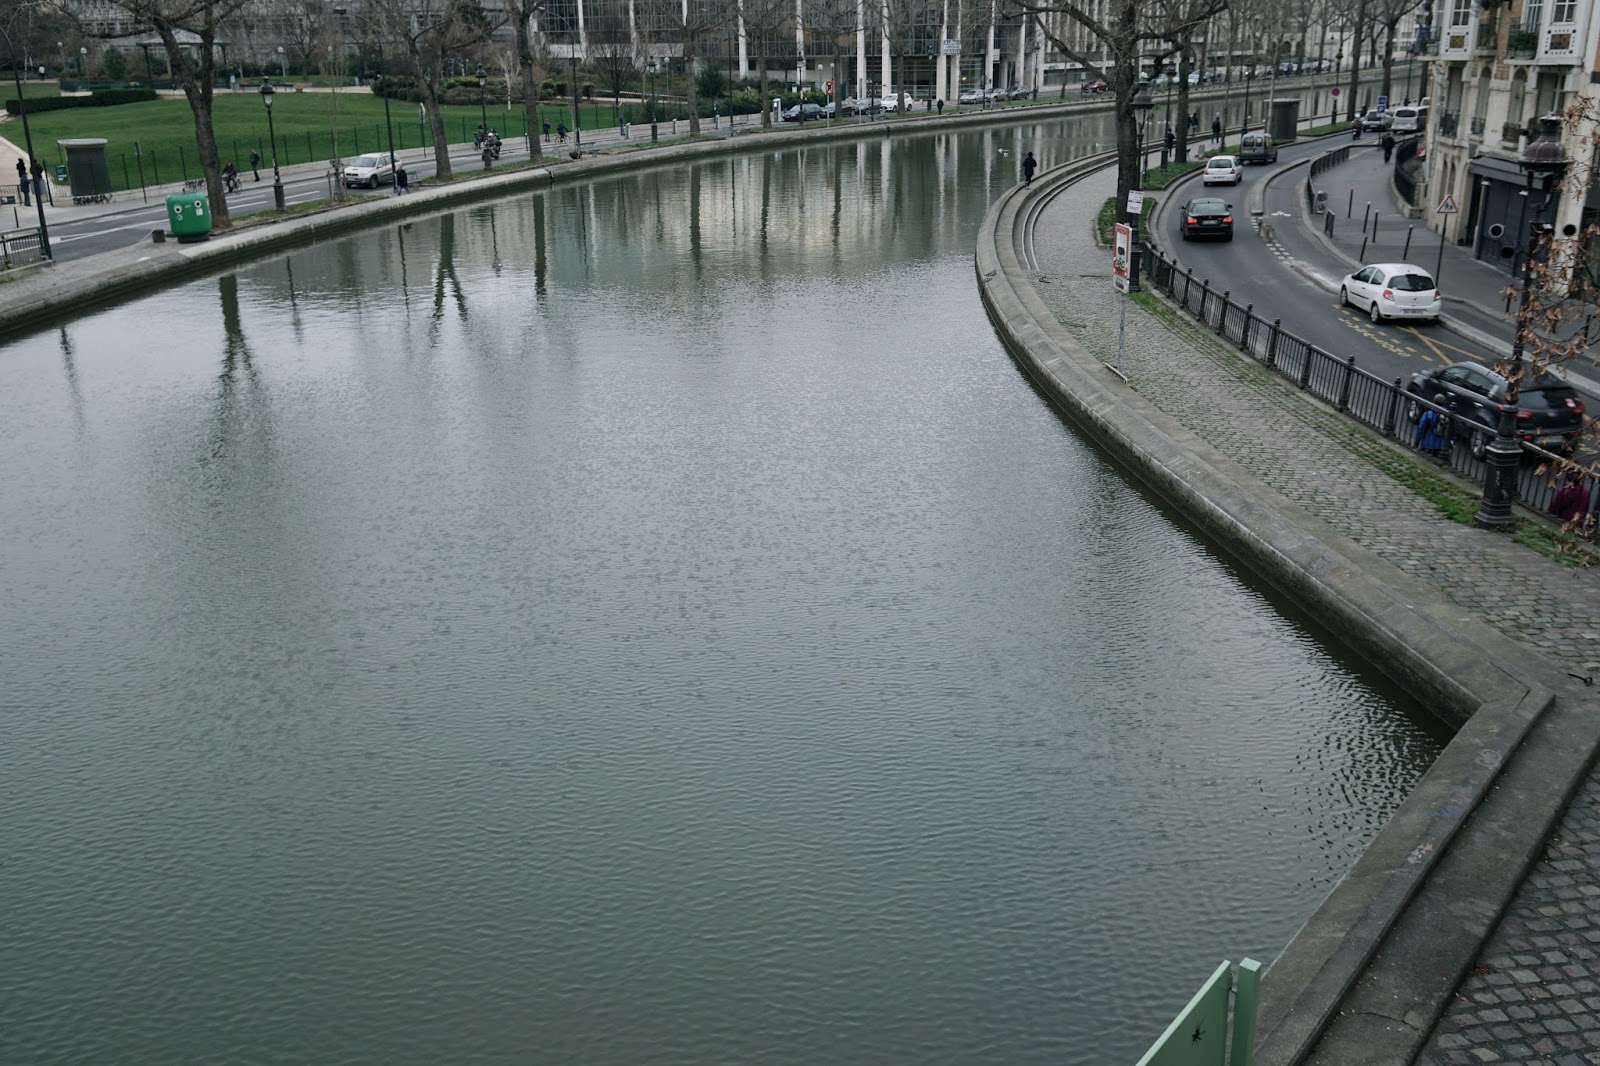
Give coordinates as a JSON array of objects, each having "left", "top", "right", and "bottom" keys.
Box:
[{"left": 1007, "top": 162, "right": 1600, "bottom": 1063}]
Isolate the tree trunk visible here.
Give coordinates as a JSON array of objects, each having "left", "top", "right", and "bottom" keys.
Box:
[
  {"left": 155, "top": 21, "right": 230, "bottom": 225},
  {"left": 1381, "top": 21, "right": 1396, "bottom": 103},
  {"left": 410, "top": 39, "right": 453, "bottom": 180},
  {"left": 1113, "top": 0, "right": 1140, "bottom": 224},
  {"left": 1176, "top": 45, "right": 1192, "bottom": 164},
  {"left": 685, "top": 41, "right": 701, "bottom": 135},
  {"left": 759, "top": 36, "right": 772, "bottom": 128},
  {"left": 1345, "top": 1, "right": 1366, "bottom": 120},
  {"left": 515, "top": 8, "right": 544, "bottom": 160}
]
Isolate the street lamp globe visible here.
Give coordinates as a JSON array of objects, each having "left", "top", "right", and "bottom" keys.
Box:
[{"left": 259, "top": 79, "right": 274, "bottom": 110}]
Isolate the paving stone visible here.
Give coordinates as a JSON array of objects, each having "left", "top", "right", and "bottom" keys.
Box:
[{"left": 1024, "top": 167, "right": 1600, "bottom": 1066}]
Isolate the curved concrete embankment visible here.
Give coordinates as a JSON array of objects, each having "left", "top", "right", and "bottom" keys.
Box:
[{"left": 976, "top": 158, "right": 1600, "bottom": 1064}]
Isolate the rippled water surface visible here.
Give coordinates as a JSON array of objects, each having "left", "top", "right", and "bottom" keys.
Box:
[{"left": 2, "top": 113, "right": 1444, "bottom": 1065}]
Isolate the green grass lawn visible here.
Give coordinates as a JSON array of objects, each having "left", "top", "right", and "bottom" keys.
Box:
[
  {"left": 17, "top": 89, "right": 631, "bottom": 191},
  {"left": 4, "top": 79, "right": 63, "bottom": 101}
]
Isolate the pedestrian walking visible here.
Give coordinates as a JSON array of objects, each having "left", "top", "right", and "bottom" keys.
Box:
[
  {"left": 249, "top": 148, "right": 261, "bottom": 181},
  {"left": 1021, "top": 151, "right": 1037, "bottom": 186},
  {"left": 543, "top": 120, "right": 551, "bottom": 142},
  {"left": 394, "top": 160, "right": 408, "bottom": 194},
  {"left": 1380, "top": 131, "right": 1396, "bottom": 162},
  {"left": 16, "top": 157, "right": 29, "bottom": 206},
  {"left": 1189, "top": 111, "right": 1199, "bottom": 133},
  {"left": 1210, "top": 115, "right": 1221, "bottom": 143},
  {"left": 936, "top": 98, "right": 944, "bottom": 115},
  {"left": 31, "top": 158, "right": 47, "bottom": 205},
  {"left": 1164, "top": 126, "right": 1175, "bottom": 156},
  {"left": 557, "top": 121, "right": 567, "bottom": 143}
]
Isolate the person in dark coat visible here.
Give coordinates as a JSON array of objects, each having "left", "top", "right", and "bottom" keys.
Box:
[
  {"left": 1021, "top": 151, "right": 1037, "bottom": 186},
  {"left": 936, "top": 98, "right": 944, "bottom": 115},
  {"left": 249, "top": 148, "right": 261, "bottom": 181},
  {"left": 1381, "top": 131, "right": 1396, "bottom": 162},
  {"left": 1551, "top": 476, "right": 1592, "bottom": 523},
  {"left": 1211, "top": 115, "right": 1222, "bottom": 143},
  {"left": 16, "top": 157, "right": 29, "bottom": 206}
]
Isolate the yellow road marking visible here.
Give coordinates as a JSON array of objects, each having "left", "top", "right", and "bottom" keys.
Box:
[{"left": 1399, "top": 326, "right": 1483, "bottom": 363}]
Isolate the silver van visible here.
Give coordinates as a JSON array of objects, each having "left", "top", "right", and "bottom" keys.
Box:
[{"left": 1390, "top": 106, "right": 1426, "bottom": 133}]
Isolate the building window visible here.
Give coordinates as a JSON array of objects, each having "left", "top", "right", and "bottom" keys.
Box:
[
  {"left": 1552, "top": 0, "right": 1576, "bottom": 22},
  {"left": 1451, "top": 0, "right": 1473, "bottom": 26}
]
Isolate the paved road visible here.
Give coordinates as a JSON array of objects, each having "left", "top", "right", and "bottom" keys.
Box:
[
  {"left": 34, "top": 141, "right": 542, "bottom": 260},
  {"left": 1155, "top": 138, "right": 1515, "bottom": 398}
]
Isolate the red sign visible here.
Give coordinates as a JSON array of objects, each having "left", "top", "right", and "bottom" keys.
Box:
[
  {"left": 825, "top": 80, "right": 834, "bottom": 94},
  {"left": 1112, "top": 223, "right": 1132, "bottom": 293}
]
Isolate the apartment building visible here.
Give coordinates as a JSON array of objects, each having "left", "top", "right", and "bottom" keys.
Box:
[{"left": 1423, "top": 0, "right": 1600, "bottom": 275}]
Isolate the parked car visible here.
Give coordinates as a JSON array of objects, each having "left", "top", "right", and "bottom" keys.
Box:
[
  {"left": 1339, "top": 262, "right": 1442, "bottom": 323},
  {"left": 1009, "top": 85, "right": 1030, "bottom": 99},
  {"left": 1358, "top": 110, "right": 1394, "bottom": 132},
  {"left": 958, "top": 88, "right": 983, "bottom": 103},
  {"left": 820, "top": 101, "right": 837, "bottom": 118},
  {"left": 1238, "top": 132, "right": 1278, "bottom": 164},
  {"left": 343, "top": 152, "right": 395, "bottom": 188},
  {"left": 781, "top": 103, "right": 825, "bottom": 122},
  {"left": 1407, "top": 361, "right": 1587, "bottom": 457},
  {"left": 1179, "top": 197, "right": 1234, "bottom": 240},
  {"left": 1201, "top": 155, "right": 1242, "bottom": 185},
  {"left": 883, "top": 91, "right": 914, "bottom": 112},
  {"left": 1081, "top": 79, "right": 1109, "bottom": 93}
]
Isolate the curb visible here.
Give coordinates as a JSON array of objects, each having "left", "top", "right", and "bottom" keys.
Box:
[{"left": 978, "top": 158, "right": 1600, "bottom": 1066}]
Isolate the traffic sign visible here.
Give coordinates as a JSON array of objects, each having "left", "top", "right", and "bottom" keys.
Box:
[
  {"left": 825, "top": 80, "right": 833, "bottom": 94},
  {"left": 1376, "top": 95, "right": 1388, "bottom": 112},
  {"left": 1126, "top": 190, "right": 1145, "bottom": 214},
  {"left": 1436, "top": 193, "right": 1460, "bottom": 215},
  {"left": 1112, "top": 223, "right": 1132, "bottom": 293},
  {"left": 1331, "top": 87, "right": 1341, "bottom": 97}
]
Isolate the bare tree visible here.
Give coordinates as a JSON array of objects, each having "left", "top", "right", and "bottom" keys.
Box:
[
  {"left": 589, "top": 10, "right": 638, "bottom": 123},
  {"left": 1149, "top": 0, "right": 1228, "bottom": 162},
  {"left": 739, "top": 0, "right": 794, "bottom": 127},
  {"left": 506, "top": 0, "right": 546, "bottom": 160},
  {"left": 88, "top": 0, "right": 247, "bottom": 224},
  {"left": 644, "top": 0, "right": 735, "bottom": 135},
  {"left": 1020, "top": 0, "right": 1162, "bottom": 229},
  {"left": 372, "top": 0, "right": 494, "bottom": 179}
]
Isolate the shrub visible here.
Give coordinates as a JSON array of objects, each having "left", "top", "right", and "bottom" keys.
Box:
[{"left": 3, "top": 88, "right": 158, "bottom": 115}]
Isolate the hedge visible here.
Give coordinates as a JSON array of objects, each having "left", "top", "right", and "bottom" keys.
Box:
[{"left": 4, "top": 88, "right": 158, "bottom": 116}]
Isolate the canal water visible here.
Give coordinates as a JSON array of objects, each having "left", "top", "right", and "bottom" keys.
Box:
[{"left": 1, "top": 100, "right": 1440, "bottom": 1065}]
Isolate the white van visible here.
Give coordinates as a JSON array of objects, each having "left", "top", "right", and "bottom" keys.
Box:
[{"left": 1390, "top": 105, "right": 1426, "bottom": 133}]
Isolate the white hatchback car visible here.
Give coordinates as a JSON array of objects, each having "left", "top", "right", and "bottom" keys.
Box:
[
  {"left": 1201, "top": 155, "right": 1241, "bottom": 185},
  {"left": 343, "top": 153, "right": 395, "bottom": 188},
  {"left": 1340, "top": 263, "right": 1443, "bottom": 324}
]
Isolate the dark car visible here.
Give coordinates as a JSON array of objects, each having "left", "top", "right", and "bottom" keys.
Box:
[
  {"left": 1178, "top": 197, "right": 1233, "bottom": 240},
  {"left": 781, "top": 103, "right": 825, "bottom": 122},
  {"left": 1407, "top": 361, "right": 1587, "bottom": 457}
]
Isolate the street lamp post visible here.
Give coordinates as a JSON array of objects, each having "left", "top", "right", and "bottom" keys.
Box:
[
  {"left": 1239, "top": 70, "right": 1254, "bottom": 149},
  {"left": 259, "top": 79, "right": 286, "bottom": 212},
  {"left": 8, "top": 67, "right": 52, "bottom": 259},
  {"left": 78, "top": 45, "right": 87, "bottom": 79},
  {"left": 1476, "top": 114, "right": 1569, "bottom": 528},
  {"left": 648, "top": 59, "right": 658, "bottom": 141},
  {"left": 1131, "top": 86, "right": 1153, "bottom": 294},
  {"left": 476, "top": 66, "right": 488, "bottom": 134},
  {"left": 278, "top": 46, "right": 286, "bottom": 80}
]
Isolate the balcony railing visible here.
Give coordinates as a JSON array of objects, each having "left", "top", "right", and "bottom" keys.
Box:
[
  {"left": 1471, "top": 115, "right": 1487, "bottom": 135},
  {"left": 1416, "top": 33, "right": 1439, "bottom": 57},
  {"left": 1438, "top": 110, "right": 1460, "bottom": 137},
  {"left": 1475, "top": 17, "right": 1500, "bottom": 52},
  {"left": 1506, "top": 23, "right": 1540, "bottom": 58},
  {"left": 1502, "top": 121, "right": 1525, "bottom": 146}
]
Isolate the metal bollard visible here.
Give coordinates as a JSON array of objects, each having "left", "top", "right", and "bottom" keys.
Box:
[{"left": 1402, "top": 225, "right": 1413, "bottom": 258}]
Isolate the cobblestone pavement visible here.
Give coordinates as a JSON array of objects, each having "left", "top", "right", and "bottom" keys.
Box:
[{"left": 1026, "top": 166, "right": 1600, "bottom": 1065}]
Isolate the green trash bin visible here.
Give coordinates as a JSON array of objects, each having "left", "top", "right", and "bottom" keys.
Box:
[{"left": 165, "top": 192, "right": 212, "bottom": 243}]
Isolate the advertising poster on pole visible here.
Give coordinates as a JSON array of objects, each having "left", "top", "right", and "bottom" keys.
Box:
[{"left": 1112, "top": 222, "right": 1132, "bottom": 293}]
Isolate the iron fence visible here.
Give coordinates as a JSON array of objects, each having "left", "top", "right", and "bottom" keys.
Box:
[
  {"left": 1, "top": 227, "right": 44, "bottom": 270},
  {"left": 1139, "top": 239, "right": 1599, "bottom": 528}
]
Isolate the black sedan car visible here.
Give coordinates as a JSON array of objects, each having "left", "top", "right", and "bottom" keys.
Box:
[
  {"left": 1407, "top": 360, "right": 1587, "bottom": 457},
  {"left": 1178, "top": 197, "right": 1233, "bottom": 241}
]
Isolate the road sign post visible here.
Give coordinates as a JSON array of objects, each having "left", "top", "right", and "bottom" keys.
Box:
[{"left": 1434, "top": 194, "right": 1459, "bottom": 282}]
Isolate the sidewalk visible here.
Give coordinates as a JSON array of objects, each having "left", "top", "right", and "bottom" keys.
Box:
[{"left": 1010, "top": 164, "right": 1600, "bottom": 1064}]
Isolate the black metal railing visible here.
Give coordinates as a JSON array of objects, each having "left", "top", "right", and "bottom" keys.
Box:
[
  {"left": 1470, "top": 115, "right": 1487, "bottom": 135},
  {"left": 1476, "top": 17, "right": 1501, "bottom": 51},
  {"left": 1, "top": 227, "right": 44, "bottom": 270},
  {"left": 1502, "top": 121, "right": 1524, "bottom": 146},
  {"left": 1506, "top": 22, "right": 1541, "bottom": 58},
  {"left": 1139, "top": 239, "right": 1599, "bottom": 527},
  {"left": 1307, "top": 145, "right": 1352, "bottom": 215},
  {"left": 1439, "top": 111, "right": 1460, "bottom": 137}
]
